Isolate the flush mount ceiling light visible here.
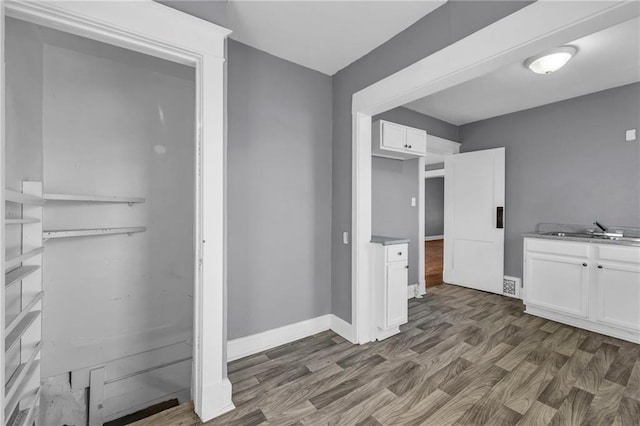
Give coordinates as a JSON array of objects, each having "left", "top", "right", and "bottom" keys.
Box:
[{"left": 525, "top": 46, "right": 577, "bottom": 75}]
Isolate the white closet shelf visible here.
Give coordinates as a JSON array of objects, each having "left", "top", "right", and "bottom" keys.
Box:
[
  {"left": 7, "top": 388, "right": 40, "bottom": 426},
  {"left": 4, "top": 311, "right": 40, "bottom": 355},
  {"left": 5, "top": 218, "right": 40, "bottom": 225},
  {"left": 5, "top": 292, "right": 43, "bottom": 337},
  {"left": 3, "top": 365, "right": 39, "bottom": 420},
  {"left": 43, "top": 227, "right": 146, "bottom": 240},
  {"left": 5, "top": 248, "right": 44, "bottom": 270},
  {"left": 4, "top": 190, "right": 44, "bottom": 206},
  {"left": 4, "top": 342, "right": 41, "bottom": 404},
  {"left": 43, "top": 193, "right": 145, "bottom": 204},
  {"left": 5, "top": 266, "right": 40, "bottom": 289}
]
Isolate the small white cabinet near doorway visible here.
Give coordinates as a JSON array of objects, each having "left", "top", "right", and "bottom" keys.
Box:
[
  {"left": 524, "top": 237, "right": 640, "bottom": 343},
  {"left": 371, "top": 239, "right": 409, "bottom": 340},
  {"left": 372, "top": 120, "right": 427, "bottom": 160}
]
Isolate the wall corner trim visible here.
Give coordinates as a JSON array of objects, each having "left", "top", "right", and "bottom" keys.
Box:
[
  {"left": 330, "top": 314, "right": 357, "bottom": 344},
  {"left": 408, "top": 282, "right": 426, "bottom": 299},
  {"left": 227, "top": 314, "right": 357, "bottom": 362}
]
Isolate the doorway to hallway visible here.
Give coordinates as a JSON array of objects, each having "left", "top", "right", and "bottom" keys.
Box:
[{"left": 424, "top": 239, "right": 444, "bottom": 288}]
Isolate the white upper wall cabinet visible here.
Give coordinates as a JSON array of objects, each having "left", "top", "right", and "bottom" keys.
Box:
[{"left": 372, "top": 120, "right": 427, "bottom": 160}]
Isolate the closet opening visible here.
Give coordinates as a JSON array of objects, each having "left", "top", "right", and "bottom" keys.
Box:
[{"left": 4, "top": 16, "right": 197, "bottom": 425}]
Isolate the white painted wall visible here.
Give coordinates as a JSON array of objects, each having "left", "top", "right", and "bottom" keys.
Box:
[
  {"left": 39, "top": 25, "right": 196, "bottom": 377},
  {"left": 5, "top": 18, "right": 196, "bottom": 420}
]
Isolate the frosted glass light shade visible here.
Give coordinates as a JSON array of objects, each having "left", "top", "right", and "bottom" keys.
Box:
[{"left": 525, "top": 46, "right": 577, "bottom": 75}]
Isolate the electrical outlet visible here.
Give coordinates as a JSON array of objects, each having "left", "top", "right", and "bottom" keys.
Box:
[{"left": 626, "top": 129, "right": 637, "bottom": 142}]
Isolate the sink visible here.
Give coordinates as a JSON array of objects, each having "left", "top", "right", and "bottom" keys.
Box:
[
  {"left": 545, "top": 232, "right": 592, "bottom": 238},
  {"left": 544, "top": 232, "right": 640, "bottom": 243}
]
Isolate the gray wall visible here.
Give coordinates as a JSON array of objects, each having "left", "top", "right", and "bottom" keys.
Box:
[
  {"left": 151, "top": 3, "right": 334, "bottom": 339},
  {"left": 155, "top": 0, "right": 228, "bottom": 27},
  {"left": 372, "top": 157, "right": 420, "bottom": 284},
  {"left": 460, "top": 83, "right": 640, "bottom": 278},
  {"left": 371, "top": 107, "right": 457, "bottom": 285},
  {"left": 227, "top": 40, "right": 332, "bottom": 339},
  {"left": 425, "top": 178, "right": 444, "bottom": 236},
  {"left": 331, "top": 0, "right": 531, "bottom": 322}
]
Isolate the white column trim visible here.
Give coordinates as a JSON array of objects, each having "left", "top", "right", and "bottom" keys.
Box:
[{"left": 418, "top": 156, "right": 426, "bottom": 294}]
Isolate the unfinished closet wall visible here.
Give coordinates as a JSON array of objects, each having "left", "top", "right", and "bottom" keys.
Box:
[
  {"left": 4, "top": 17, "right": 44, "bottom": 399},
  {"left": 41, "top": 26, "right": 196, "bottom": 378},
  {"left": 5, "top": 17, "right": 196, "bottom": 423}
]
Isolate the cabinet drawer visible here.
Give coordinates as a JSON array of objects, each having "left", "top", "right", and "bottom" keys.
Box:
[
  {"left": 386, "top": 244, "right": 408, "bottom": 263},
  {"left": 525, "top": 238, "right": 589, "bottom": 258},
  {"left": 597, "top": 244, "right": 640, "bottom": 264}
]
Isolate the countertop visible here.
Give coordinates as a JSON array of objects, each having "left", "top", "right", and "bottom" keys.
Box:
[
  {"left": 370, "top": 235, "right": 410, "bottom": 246},
  {"left": 522, "top": 232, "right": 640, "bottom": 247}
]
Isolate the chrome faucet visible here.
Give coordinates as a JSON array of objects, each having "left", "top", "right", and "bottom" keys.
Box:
[
  {"left": 593, "top": 221, "right": 624, "bottom": 238},
  {"left": 594, "top": 221, "right": 607, "bottom": 233}
]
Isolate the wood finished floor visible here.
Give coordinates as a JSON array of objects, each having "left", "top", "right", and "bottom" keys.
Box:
[
  {"left": 134, "top": 284, "right": 640, "bottom": 426},
  {"left": 425, "top": 240, "right": 444, "bottom": 288}
]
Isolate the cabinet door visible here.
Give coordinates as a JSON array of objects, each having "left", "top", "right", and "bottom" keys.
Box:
[
  {"left": 525, "top": 253, "right": 589, "bottom": 318},
  {"left": 405, "top": 128, "right": 426, "bottom": 155},
  {"left": 381, "top": 121, "right": 407, "bottom": 151},
  {"left": 594, "top": 261, "right": 640, "bottom": 331},
  {"left": 385, "top": 262, "right": 409, "bottom": 328}
]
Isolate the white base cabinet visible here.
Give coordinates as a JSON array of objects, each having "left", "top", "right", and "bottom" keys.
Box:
[
  {"left": 371, "top": 243, "right": 409, "bottom": 340},
  {"left": 524, "top": 238, "right": 640, "bottom": 343}
]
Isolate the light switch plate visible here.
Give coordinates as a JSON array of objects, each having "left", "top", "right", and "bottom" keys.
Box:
[
  {"left": 626, "top": 129, "right": 637, "bottom": 141},
  {"left": 411, "top": 197, "right": 416, "bottom": 207},
  {"left": 343, "top": 231, "right": 349, "bottom": 245}
]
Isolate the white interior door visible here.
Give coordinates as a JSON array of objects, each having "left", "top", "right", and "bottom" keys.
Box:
[{"left": 444, "top": 148, "right": 505, "bottom": 293}]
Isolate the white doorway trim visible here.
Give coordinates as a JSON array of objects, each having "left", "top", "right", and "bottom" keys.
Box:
[
  {"left": 0, "top": 1, "right": 232, "bottom": 422},
  {"left": 350, "top": 1, "right": 639, "bottom": 344},
  {"left": 417, "top": 156, "right": 425, "bottom": 294}
]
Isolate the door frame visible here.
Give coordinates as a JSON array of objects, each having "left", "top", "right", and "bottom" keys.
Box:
[
  {"left": 419, "top": 135, "right": 460, "bottom": 293},
  {"left": 350, "top": 1, "right": 639, "bottom": 343},
  {"left": 0, "top": 0, "right": 233, "bottom": 422}
]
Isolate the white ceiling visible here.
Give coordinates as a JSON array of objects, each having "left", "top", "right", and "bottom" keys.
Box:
[
  {"left": 404, "top": 17, "right": 640, "bottom": 125},
  {"left": 227, "top": 0, "right": 446, "bottom": 75}
]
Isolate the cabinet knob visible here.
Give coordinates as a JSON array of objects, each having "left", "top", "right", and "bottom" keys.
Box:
[
  {"left": 582, "top": 263, "right": 588, "bottom": 267},
  {"left": 405, "top": 265, "right": 409, "bottom": 269},
  {"left": 404, "top": 144, "right": 408, "bottom": 148},
  {"left": 408, "top": 145, "right": 412, "bottom": 148},
  {"left": 398, "top": 252, "right": 402, "bottom": 256},
  {"left": 597, "top": 265, "right": 603, "bottom": 269}
]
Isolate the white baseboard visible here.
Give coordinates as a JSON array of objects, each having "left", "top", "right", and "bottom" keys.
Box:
[
  {"left": 227, "top": 315, "right": 331, "bottom": 361},
  {"left": 227, "top": 314, "right": 357, "bottom": 362},
  {"left": 424, "top": 235, "right": 444, "bottom": 241},
  {"left": 330, "top": 314, "right": 357, "bottom": 343},
  {"left": 408, "top": 282, "right": 426, "bottom": 299}
]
